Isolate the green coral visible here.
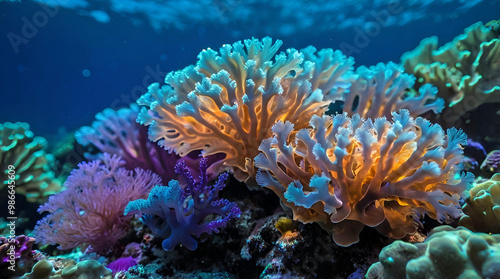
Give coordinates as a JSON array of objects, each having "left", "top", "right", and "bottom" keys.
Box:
[
  {"left": 401, "top": 21, "right": 500, "bottom": 122},
  {"left": 366, "top": 225, "right": 500, "bottom": 279},
  {"left": 21, "top": 259, "right": 112, "bottom": 279},
  {"left": 0, "top": 122, "right": 61, "bottom": 203},
  {"left": 459, "top": 173, "right": 500, "bottom": 234}
]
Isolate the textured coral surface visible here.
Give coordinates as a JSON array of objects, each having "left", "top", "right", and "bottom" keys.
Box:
[
  {"left": 366, "top": 225, "right": 500, "bottom": 279},
  {"left": 255, "top": 110, "right": 473, "bottom": 246}
]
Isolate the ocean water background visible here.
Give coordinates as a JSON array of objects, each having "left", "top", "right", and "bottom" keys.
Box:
[{"left": 0, "top": 0, "right": 498, "bottom": 140}]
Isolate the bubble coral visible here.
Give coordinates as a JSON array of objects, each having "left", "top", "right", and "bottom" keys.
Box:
[
  {"left": 0, "top": 122, "right": 61, "bottom": 203},
  {"left": 255, "top": 109, "right": 473, "bottom": 246},
  {"left": 33, "top": 154, "right": 162, "bottom": 253},
  {"left": 137, "top": 37, "right": 354, "bottom": 185}
]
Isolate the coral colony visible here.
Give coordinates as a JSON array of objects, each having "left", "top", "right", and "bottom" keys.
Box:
[{"left": 1, "top": 20, "right": 500, "bottom": 278}]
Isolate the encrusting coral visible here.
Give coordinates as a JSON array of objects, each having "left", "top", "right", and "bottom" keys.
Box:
[
  {"left": 255, "top": 109, "right": 473, "bottom": 246},
  {"left": 33, "top": 153, "right": 162, "bottom": 253},
  {"left": 401, "top": 21, "right": 500, "bottom": 123},
  {"left": 0, "top": 122, "right": 61, "bottom": 203},
  {"left": 137, "top": 37, "right": 355, "bottom": 186},
  {"left": 366, "top": 225, "right": 500, "bottom": 279},
  {"left": 344, "top": 62, "right": 444, "bottom": 119},
  {"left": 459, "top": 173, "right": 500, "bottom": 234},
  {"left": 21, "top": 259, "right": 112, "bottom": 279}
]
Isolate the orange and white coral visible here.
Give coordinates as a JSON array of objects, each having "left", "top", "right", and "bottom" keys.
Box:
[
  {"left": 254, "top": 110, "right": 474, "bottom": 246},
  {"left": 344, "top": 62, "right": 444, "bottom": 119},
  {"left": 137, "top": 37, "right": 354, "bottom": 185}
]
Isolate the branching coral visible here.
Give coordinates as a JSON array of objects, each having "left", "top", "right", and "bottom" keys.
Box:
[
  {"left": 459, "top": 173, "right": 500, "bottom": 234},
  {"left": 401, "top": 22, "right": 500, "bottom": 120},
  {"left": 343, "top": 62, "right": 444, "bottom": 119},
  {"left": 137, "top": 37, "right": 354, "bottom": 185},
  {"left": 255, "top": 109, "right": 473, "bottom": 246},
  {"left": 125, "top": 158, "right": 241, "bottom": 251},
  {"left": 34, "top": 154, "right": 162, "bottom": 253},
  {"left": 366, "top": 225, "right": 500, "bottom": 279},
  {"left": 0, "top": 122, "right": 61, "bottom": 203}
]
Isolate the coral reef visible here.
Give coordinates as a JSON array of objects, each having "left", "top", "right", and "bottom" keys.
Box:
[
  {"left": 137, "top": 37, "right": 354, "bottom": 185},
  {"left": 0, "top": 122, "right": 61, "bottom": 203},
  {"left": 401, "top": 21, "right": 500, "bottom": 125},
  {"left": 34, "top": 154, "right": 162, "bottom": 253},
  {"left": 459, "top": 173, "right": 500, "bottom": 234},
  {"left": 343, "top": 62, "right": 443, "bottom": 119},
  {"left": 366, "top": 225, "right": 500, "bottom": 279},
  {"left": 255, "top": 109, "right": 473, "bottom": 246},
  {"left": 125, "top": 158, "right": 241, "bottom": 251}
]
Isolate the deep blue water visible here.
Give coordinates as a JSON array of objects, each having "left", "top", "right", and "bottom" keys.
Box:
[{"left": 0, "top": 0, "right": 498, "bottom": 138}]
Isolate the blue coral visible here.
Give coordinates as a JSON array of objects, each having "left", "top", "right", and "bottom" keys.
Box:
[{"left": 124, "top": 158, "right": 241, "bottom": 251}]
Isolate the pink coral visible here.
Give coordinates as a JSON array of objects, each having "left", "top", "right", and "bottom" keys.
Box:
[
  {"left": 255, "top": 109, "right": 474, "bottom": 246},
  {"left": 34, "top": 154, "right": 162, "bottom": 253}
]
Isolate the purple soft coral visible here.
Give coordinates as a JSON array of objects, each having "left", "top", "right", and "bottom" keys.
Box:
[
  {"left": 34, "top": 154, "right": 162, "bottom": 253},
  {"left": 124, "top": 158, "right": 241, "bottom": 251}
]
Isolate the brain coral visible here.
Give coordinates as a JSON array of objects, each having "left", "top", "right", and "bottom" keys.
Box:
[
  {"left": 0, "top": 122, "right": 61, "bottom": 203},
  {"left": 254, "top": 109, "right": 473, "bottom": 246},
  {"left": 366, "top": 225, "right": 500, "bottom": 279},
  {"left": 137, "top": 37, "right": 354, "bottom": 185}
]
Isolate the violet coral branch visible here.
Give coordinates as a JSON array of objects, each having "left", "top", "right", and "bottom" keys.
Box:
[{"left": 124, "top": 158, "right": 241, "bottom": 251}]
